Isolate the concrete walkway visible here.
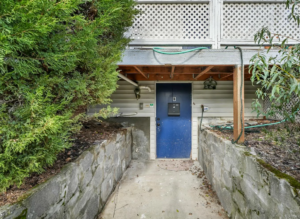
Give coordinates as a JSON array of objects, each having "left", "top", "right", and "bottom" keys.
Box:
[{"left": 99, "top": 160, "right": 228, "bottom": 219}]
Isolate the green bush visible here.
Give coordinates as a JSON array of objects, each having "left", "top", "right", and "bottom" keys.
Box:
[
  {"left": 250, "top": 0, "right": 300, "bottom": 121},
  {"left": 0, "top": 0, "right": 137, "bottom": 191}
]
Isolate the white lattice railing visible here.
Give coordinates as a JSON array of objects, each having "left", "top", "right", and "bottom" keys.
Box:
[
  {"left": 126, "top": 0, "right": 300, "bottom": 48},
  {"left": 221, "top": 3, "right": 300, "bottom": 43},
  {"left": 127, "top": 3, "right": 213, "bottom": 45}
]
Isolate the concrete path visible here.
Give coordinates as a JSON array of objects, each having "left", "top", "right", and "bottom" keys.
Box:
[{"left": 99, "top": 160, "right": 228, "bottom": 219}]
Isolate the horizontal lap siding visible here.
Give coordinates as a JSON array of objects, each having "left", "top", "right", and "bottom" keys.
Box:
[
  {"left": 191, "top": 81, "right": 259, "bottom": 160},
  {"left": 87, "top": 81, "right": 156, "bottom": 117},
  {"left": 87, "top": 81, "right": 156, "bottom": 159},
  {"left": 88, "top": 80, "right": 259, "bottom": 161},
  {"left": 192, "top": 81, "right": 258, "bottom": 118}
]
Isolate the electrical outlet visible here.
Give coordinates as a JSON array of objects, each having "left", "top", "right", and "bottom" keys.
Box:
[{"left": 204, "top": 106, "right": 209, "bottom": 112}]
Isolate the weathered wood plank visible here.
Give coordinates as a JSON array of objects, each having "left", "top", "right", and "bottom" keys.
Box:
[
  {"left": 134, "top": 66, "right": 148, "bottom": 79},
  {"left": 194, "top": 66, "right": 214, "bottom": 79},
  {"left": 233, "top": 65, "right": 245, "bottom": 143}
]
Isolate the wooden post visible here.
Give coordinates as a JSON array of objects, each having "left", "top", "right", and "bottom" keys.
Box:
[{"left": 233, "top": 65, "right": 244, "bottom": 143}]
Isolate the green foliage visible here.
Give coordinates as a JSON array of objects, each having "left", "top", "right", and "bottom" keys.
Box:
[
  {"left": 0, "top": 0, "right": 137, "bottom": 191},
  {"left": 250, "top": 0, "right": 300, "bottom": 121}
]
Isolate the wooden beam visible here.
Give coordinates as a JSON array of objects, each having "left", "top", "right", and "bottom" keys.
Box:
[
  {"left": 194, "top": 66, "right": 214, "bottom": 79},
  {"left": 120, "top": 66, "right": 233, "bottom": 75},
  {"left": 170, "top": 66, "right": 175, "bottom": 79},
  {"left": 133, "top": 66, "right": 148, "bottom": 79},
  {"left": 219, "top": 73, "right": 233, "bottom": 80},
  {"left": 233, "top": 65, "right": 245, "bottom": 143}
]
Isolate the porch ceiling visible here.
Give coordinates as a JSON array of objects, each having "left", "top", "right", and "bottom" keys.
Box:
[
  {"left": 118, "top": 65, "right": 252, "bottom": 81},
  {"left": 117, "top": 48, "right": 280, "bottom": 81}
]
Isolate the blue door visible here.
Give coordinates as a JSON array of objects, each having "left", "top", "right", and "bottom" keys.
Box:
[{"left": 156, "top": 83, "right": 192, "bottom": 158}]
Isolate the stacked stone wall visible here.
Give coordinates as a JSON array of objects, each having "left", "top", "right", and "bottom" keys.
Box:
[
  {"left": 0, "top": 128, "right": 132, "bottom": 219},
  {"left": 199, "top": 129, "right": 300, "bottom": 219}
]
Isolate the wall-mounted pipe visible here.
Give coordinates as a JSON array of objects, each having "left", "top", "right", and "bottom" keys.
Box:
[
  {"left": 118, "top": 73, "right": 138, "bottom": 87},
  {"left": 116, "top": 112, "right": 138, "bottom": 117},
  {"left": 118, "top": 73, "right": 151, "bottom": 92},
  {"left": 139, "top": 86, "right": 151, "bottom": 92}
]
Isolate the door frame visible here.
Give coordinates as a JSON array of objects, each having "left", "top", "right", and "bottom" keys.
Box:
[{"left": 155, "top": 82, "right": 193, "bottom": 159}]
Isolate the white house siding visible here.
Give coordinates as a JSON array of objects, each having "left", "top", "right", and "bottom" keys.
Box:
[
  {"left": 88, "top": 80, "right": 259, "bottom": 160},
  {"left": 87, "top": 81, "right": 157, "bottom": 159},
  {"left": 192, "top": 81, "right": 260, "bottom": 160}
]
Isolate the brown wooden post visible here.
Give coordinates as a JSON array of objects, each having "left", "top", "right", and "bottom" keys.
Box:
[{"left": 233, "top": 65, "right": 245, "bottom": 143}]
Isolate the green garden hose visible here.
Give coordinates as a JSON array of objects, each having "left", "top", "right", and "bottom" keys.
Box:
[
  {"left": 153, "top": 47, "right": 208, "bottom": 55},
  {"left": 199, "top": 105, "right": 204, "bottom": 132}
]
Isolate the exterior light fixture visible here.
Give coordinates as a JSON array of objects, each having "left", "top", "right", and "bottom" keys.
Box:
[{"left": 204, "top": 76, "right": 217, "bottom": 89}]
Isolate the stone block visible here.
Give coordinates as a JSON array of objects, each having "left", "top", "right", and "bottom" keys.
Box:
[
  {"left": 222, "top": 170, "right": 233, "bottom": 191},
  {"left": 64, "top": 163, "right": 79, "bottom": 201},
  {"left": 71, "top": 188, "right": 94, "bottom": 218},
  {"left": 212, "top": 142, "right": 225, "bottom": 159},
  {"left": 96, "top": 147, "right": 105, "bottom": 166},
  {"left": 122, "top": 159, "right": 127, "bottom": 172},
  {"left": 105, "top": 142, "right": 115, "bottom": 158},
  {"left": 270, "top": 175, "right": 300, "bottom": 212},
  {"left": 81, "top": 167, "right": 93, "bottom": 189},
  {"left": 0, "top": 204, "right": 27, "bottom": 219},
  {"left": 83, "top": 194, "right": 100, "bottom": 219},
  {"left": 219, "top": 187, "right": 234, "bottom": 216},
  {"left": 114, "top": 163, "right": 123, "bottom": 182},
  {"left": 233, "top": 190, "right": 246, "bottom": 215},
  {"left": 113, "top": 151, "right": 121, "bottom": 169},
  {"left": 223, "top": 155, "right": 232, "bottom": 172},
  {"left": 26, "top": 180, "right": 61, "bottom": 218},
  {"left": 78, "top": 151, "right": 94, "bottom": 172},
  {"left": 244, "top": 156, "right": 261, "bottom": 183},
  {"left": 104, "top": 157, "right": 113, "bottom": 178},
  {"left": 101, "top": 173, "right": 113, "bottom": 202},
  {"left": 213, "top": 158, "right": 222, "bottom": 184},
  {"left": 92, "top": 165, "right": 104, "bottom": 189}
]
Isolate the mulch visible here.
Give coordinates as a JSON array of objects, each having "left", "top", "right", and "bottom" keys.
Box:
[
  {"left": 211, "top": 120, "right": 300, "bottom": 182},
  {"left": 0, "top": 120, "right": 122, "bottom": 207}
]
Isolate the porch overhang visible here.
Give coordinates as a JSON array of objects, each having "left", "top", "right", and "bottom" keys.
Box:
[
  {"left": 116, "top": 49, "right": 268, "bottom": 143},
  {"left": 118, "top": 49, "right": 279, "bottom": 66}
]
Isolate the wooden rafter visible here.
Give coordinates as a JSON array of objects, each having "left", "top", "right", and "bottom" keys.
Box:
[
  {"left": 194, "top": 66, "right": 214, "bottom": 79},
  {"left": 219, "top": 73, "right": 233, "bottom": 80},
  {"left": 133, "top": 66, "right": 148, "bottom": 79}
]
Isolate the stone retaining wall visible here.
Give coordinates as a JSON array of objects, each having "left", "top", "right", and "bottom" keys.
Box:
[
  {"left": 199, "top": 129, "right": 300, "bottom": 219},
  {"left": 0, "top": 128, "right": 132, "bottom": 219}
]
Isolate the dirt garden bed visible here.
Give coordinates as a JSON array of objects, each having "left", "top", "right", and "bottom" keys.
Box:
[
  {"left": 211, "top": 120, "right": 300, "bottom": 182},
  {"left": 0, "top": 120, "right": 122, "bottom": 207}
]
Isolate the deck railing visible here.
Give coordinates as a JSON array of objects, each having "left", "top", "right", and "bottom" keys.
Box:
[{"left": 126, "top": 0, "right": 300, "bottom": 48}]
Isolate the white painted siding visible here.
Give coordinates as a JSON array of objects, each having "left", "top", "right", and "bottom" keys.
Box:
[
  {"left": 191, "top": 81, "right": 259, "bottom": 160},
  {"left": 192, "top": 81, "right": 258, "bottom": 118},
  {"left": 87, "top": 81, "right": 157, "bottom": 159},
  {"left": 88, "top": 80, "right": 259, "bottom": 161}
]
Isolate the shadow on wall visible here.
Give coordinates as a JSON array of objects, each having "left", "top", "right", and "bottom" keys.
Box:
[{"left": 104, "top": 117, "right": 150, "bottom": 160}]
